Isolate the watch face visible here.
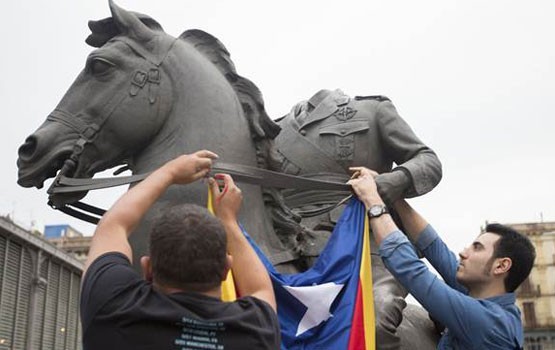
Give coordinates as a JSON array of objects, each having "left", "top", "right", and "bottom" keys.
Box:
[
  {"left": 369, "top": 205, "right": 382, "bottom": 216},
  {"left": 369, "top": 205, "right": 387, "bottom": 218}
]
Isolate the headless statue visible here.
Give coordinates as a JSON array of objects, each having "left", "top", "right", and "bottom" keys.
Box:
[{"left": 270, "top": 89, "right": 442, "bottom": 350}]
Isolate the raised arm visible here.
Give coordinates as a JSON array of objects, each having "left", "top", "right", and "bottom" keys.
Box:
[
  {"left": 348, "top": 168, "right": 488, "bottom": 342},
  {"left": 84, "top": 150, "right": 218, "bottom": 277},
  {"left": 209, "top": 174, "right": 276, "bottom": 311},
  {"left": 350, "top": 167, "right": 464, "bottom": 291},
  {"left": 392, "top": 199, "right": 428, "bottom": 242}
]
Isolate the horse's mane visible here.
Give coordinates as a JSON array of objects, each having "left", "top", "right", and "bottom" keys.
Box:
[
  {"left": 179, "top": 30, "right": 303, "bottom": 255},
  {"left": 179, "top": 30, "right": 281, "bottom": 141}
]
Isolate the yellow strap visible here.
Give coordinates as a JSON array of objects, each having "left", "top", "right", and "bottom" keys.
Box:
[
  {"left": 361, "top": 215, "right": 376, "bottom": 350},
  {"left": 207, "top": 187, "right": 237, "bottom": 301}
]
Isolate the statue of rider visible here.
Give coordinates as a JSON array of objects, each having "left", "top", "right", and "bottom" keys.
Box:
[{"left": 270, "top": 89, "right": 442, "bottom": 350}]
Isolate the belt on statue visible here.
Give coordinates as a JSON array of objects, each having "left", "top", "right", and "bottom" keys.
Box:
[{"left": 47, "top": 161, "right": 352, "bottom": 224}]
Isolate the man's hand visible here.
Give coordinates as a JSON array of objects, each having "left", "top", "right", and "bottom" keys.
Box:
[
  {"left": 209, "top": 174, "right": 243, "bottom": 223},
  {"left": 164, "top": 150, "right": 218, "bottom": 185},
  {"left": 348, "top": 167, "right": 385, "bottom": 208},
  {"left": 349, "top": 166, "right": 399, "bottom": 246},
  {"left": 209, "top": 174, "right": 276, "bottom": 311}
]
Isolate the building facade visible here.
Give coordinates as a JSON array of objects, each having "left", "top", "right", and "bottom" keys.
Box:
[
  {"left": 44, "top": 224, "right": 84, "bottom": 239},
  {"left": 510, "top": 221, "right": 555, "bottom": 350},
  {"left": 0, "top": 216, "right": 83, "bottom": 350},
  {"left": 47, "top": 235, "right": 92, "bottom": 264}
]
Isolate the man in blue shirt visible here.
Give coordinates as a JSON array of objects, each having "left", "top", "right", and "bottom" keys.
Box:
[{"left": 349, "top": 167, "right": 535, "bottom": 349}]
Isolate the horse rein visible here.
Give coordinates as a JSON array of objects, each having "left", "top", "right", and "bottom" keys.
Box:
[{"left": 47, "top": 161, "right": 353, "bottom": 224}]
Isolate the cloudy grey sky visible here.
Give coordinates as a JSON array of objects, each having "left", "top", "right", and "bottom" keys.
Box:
[{"left": 1, "top": 0, "right": 554, "bottom": 255}]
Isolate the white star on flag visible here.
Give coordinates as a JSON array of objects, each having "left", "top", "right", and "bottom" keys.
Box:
[{"left": 283, "top": 282, "right": 345, "bottom": 336}]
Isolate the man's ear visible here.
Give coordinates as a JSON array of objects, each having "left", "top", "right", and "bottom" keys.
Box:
[
  {"left": 221, "top": 254, "right": 233, "bottom": 281},
  {"left": 494, "top": 257, "right": 512, "bottom": 276},
  {"left": 140, "top": 256, "right": 153, "bottom": 282}
]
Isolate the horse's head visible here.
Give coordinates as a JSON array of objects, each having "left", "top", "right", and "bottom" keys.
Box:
[
  {"left": 17, "top": 1, "right": 175, "bottom": 204},
  {"left": 17, "top": 0, "right": 281, "bottom": 230}
]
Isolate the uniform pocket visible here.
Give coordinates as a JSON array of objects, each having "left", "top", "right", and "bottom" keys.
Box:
[{"left": 318, "top": 121, "right": 369, "bottom": 136}]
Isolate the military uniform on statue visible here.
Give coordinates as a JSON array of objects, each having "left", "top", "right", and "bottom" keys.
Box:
[{"left": 273, "top": 89, "right": 442, "bottom": 349}]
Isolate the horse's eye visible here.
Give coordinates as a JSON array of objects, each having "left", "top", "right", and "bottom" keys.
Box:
[{"left": 88, "top": 58, "right": 115, "bottom": 75}]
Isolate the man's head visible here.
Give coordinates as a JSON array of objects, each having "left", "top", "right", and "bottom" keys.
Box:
[
  {"left": 143, "top": 204, "right": 229, "bottom": 293},
  {"left": 457, "top": 223, "right": 536, "bottom": 293}
]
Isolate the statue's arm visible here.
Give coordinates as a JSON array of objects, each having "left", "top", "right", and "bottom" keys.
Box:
[{"left": 374, "top": 100, "right": 442, "bottom": 202}]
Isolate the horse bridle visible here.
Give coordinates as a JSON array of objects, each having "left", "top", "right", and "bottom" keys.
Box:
[
  {"left": 44, "top": 36, "right": 175, "bottom": 222},
  {"left": 47, "top": 161, "right": 352, "bottom": 224},
  {"left": 45, "top": 64, "right": 162, "bottom": 223}
]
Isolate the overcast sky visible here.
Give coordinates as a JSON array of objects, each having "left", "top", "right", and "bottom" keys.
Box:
[{"left": 1, "top": 0, "right": 554, "bottom": 255}]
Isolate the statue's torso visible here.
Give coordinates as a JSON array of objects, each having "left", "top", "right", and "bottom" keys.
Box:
[
  {"left": 275, "top": 90, "right": 395, "bottom": 179},
  {"left": 273, "top": 90, "right": 396, "bottom": 256}
]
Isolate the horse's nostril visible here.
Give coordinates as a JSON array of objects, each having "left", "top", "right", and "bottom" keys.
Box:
[{"left": 18, "top": 135, "right": 39, "bottom": 161}]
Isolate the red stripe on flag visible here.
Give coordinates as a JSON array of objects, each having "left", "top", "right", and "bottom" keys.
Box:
[{"left": 348, "top": 282, "right": 366, "bottom": 350}]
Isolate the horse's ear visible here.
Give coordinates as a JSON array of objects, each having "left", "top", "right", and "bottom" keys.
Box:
[
  {"left": 86, "top": 3, "right": 164, "bottom": 48},
  {"left": 108, "top": 0, "right": 155, "bottom": 43},
  {"left": 86, "top": 17, "right": 119, "bottom": 47}
]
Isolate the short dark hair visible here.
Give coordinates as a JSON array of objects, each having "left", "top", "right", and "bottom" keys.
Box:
[
  {"left": 486, "top": 223, "right": 536, "bottom": 292},
  {"left": 149, "top": 204, "right": 227, "bottom": 292}
]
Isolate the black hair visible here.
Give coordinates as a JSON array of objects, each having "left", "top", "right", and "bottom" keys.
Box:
[
  {"left": 150, "top": 204, "right": 227, "bottom": 292},
  {"left": 486, "top": 223, "right": 536, "bottom": 292}
]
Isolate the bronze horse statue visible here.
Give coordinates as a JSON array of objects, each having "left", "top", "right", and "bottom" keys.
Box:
[
  {"left": 16, "top": 1, "right": 288, "bottom": 269},
  {"left": 16, "top": 2, "right": 438, "bottom": 348}
]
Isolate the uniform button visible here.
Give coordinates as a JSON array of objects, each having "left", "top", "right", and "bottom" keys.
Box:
[
  {"left": 340, "top": 129, "right": 347, "bottom": 135},
  {"left": 300, "top": 130, "right": 307, "bottom": 136}
]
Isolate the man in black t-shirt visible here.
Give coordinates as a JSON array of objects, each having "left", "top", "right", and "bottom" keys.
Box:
[{"left": 80, "top": 150, "right": 280, "bottom": 349}]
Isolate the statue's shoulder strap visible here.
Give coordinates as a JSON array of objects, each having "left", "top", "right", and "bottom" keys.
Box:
[
  {"left": 354, "top": 95, "right": 391, "bottom": 102},
  {"left": 276, "top": 117, "right": 346, "bottom": 175}
]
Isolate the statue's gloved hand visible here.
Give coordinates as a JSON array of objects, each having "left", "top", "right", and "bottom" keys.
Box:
[{"left": 375, "top": 169, "right": 411, "bottom": 205}]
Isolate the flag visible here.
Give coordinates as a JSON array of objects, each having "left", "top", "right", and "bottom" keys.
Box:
[{"left": 244, "top": 198, "right": 375, "bottom": 350}]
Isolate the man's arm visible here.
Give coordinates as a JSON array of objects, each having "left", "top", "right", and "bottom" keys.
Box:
[
  {"left": 392, "top": 199, "right": 428, "bottom": 242},
  {"left": 393, "top": 199, "right": 464, "bottom": 290},
  {"left": 209, "top": 174, "right": 276, "bottom": 312},
  {"left": 350, "top": 167, "right": 463, "bottom": 290},
  {"left": 348, "top": 169, "right": 501, "bottom": 347},
  {"left": 83, "top": 150, "right": 218, "bottom": 277},
  {"left": 349, "top": 167, "right": 428, "bottom": 242},
  {"left": 374, "top": 100, "right": 442, "bottom": 203}
]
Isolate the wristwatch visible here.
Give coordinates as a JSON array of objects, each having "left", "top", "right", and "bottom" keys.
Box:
[{"left": 367, "top": 204, "right": 389, "bottom": 219}]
